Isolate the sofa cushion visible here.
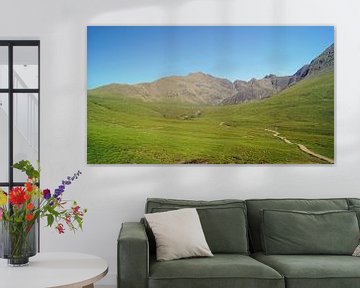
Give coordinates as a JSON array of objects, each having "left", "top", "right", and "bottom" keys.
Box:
[
  {"left": 350, "top": 206, "right": 360, "bottom": 228},
  {"left": 246, "top": 198, "right": 349, "bottom": 252},
  {"left": 145, "top": 208, "right": 213, "bottom": 261},
  {"left": 146, "top": 198, "right": 248, "bottom": 254},
  {"left": 347, "top": 198, "right": 360, "bottom": 207},
  {"left": 149, "top": 254, "right": 284, "bottom": 288},
  {"left": 252, "top": 252, "right": 360, "bottom": 288},
  {"left": 261, "top": 209, "right": 359, "bottom": 255},
  {"left": 347, "top": 199, "right": 360, "bottom": 229}
]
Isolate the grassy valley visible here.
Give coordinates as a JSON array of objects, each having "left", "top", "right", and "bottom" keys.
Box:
[{"left": 87, "top": 70, "right": 334, "bottom": 164}]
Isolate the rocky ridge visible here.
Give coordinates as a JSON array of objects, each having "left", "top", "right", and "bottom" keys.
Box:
[{"left": 90, "top": 44, "right": 334, "bottom": 105}]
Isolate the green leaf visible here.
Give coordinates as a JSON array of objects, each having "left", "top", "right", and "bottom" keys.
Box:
[
  {"left": 75, "top": 216, "right": 83, "bottom": 230},
  {"left": 47, "top": 214, "right": 54, "bottom": 227},
  {"left": 13, "top": 160, "right": 40, "bottom": 180},
  {"left": 46, "top": 205, "right": 60, "bottom": 217}
]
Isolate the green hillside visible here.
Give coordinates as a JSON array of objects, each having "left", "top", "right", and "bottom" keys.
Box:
[{"left": 87, "top": 70, "right": 334, "bottom": 164}]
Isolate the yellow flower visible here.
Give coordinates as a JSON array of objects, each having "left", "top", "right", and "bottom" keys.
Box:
[{"left": 0, "top": 190, "right": 7, "bottom": 206}]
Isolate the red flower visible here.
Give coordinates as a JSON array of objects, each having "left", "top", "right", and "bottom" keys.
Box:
[
  {"left": 9, "top": 187, "right": 26, "bottom": 205},
  {"left": 65, "top": 214, "right": 71, "bottom": 225},
  {"left": 25, "top": 182, "right": 33, "bottom": 192},
  {"left": 26, "top": 203, "right": 34, "bottom": 210},
  {"left": 26, "top": 214, "right": 33, "bottom": 221},
  {"left": 24, "top": 193, "right": 31, "bottom": 201},
  {"left": 72, "top": 205, "right": 80, "bottom": 215},
  {"left": 56, "top": 223, "right": 65, "bottom": 234}
]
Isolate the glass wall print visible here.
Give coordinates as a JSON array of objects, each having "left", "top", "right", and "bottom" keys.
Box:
[{"left": 87, "top": 26, "right": 334, "bottom": 164}]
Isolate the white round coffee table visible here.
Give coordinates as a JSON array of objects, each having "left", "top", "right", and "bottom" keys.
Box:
[{"left": 0, "top": 252, "right": 108, "bottom": 288}]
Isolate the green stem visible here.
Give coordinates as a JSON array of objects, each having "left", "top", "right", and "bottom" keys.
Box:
[{"left": 8, "top": 222, "right": 31, "bottom": 259}]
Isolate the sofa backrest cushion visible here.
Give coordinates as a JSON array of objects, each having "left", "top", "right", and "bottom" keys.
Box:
[
  {"left": 261, "top": 209, "right": 359, "bottom": 255},
  {"left": 348, "top": 198, "right": 360, "bottom": 207},
  {"left": 347, "top": 199, "right": 360, "bottom": 228},
  {"left": 145, "top": 198, "right": 249, "bottom": 254},
  {"left": 246, "top": 198, "right": 349, "bottom": 252}
]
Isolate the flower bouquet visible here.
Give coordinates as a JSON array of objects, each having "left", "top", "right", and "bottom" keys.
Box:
[{"left": 0, "top": 160, "right": 87, "bottom": 266}]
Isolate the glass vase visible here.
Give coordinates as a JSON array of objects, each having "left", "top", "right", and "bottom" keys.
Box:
[{"left": 0, "top": 220, "right": 37, "bottom": 266}]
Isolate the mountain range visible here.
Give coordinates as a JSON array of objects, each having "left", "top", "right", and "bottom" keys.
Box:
[{"left": 89, "top": 43, "right": 334, "bottom": 105}]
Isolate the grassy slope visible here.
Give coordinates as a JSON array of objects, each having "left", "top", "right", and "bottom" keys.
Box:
[{"left": 87, "top": 71, "right": 334, "bottom": 164}]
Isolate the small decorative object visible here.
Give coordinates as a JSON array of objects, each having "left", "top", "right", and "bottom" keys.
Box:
[{"left": 0, "top": 160, "right": 87, "bottom": 266}]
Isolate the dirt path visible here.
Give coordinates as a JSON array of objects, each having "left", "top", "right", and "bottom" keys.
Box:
[{"left": 265, "top": 129, "right": 334, "bottom": 164}]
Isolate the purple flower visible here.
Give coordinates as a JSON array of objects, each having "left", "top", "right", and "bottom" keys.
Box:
[
  {"left": 43, "top": 189, "right": 51, "bottom": 200},
  {"left": 54, "top": 170, "right": 82, "bottom": 199},
  {"left": 54, "top": 189, "right": 63, "bottom": 198}
]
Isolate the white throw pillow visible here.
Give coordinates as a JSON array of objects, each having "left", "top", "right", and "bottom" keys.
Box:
[
  {"left": 353, "top": 244, "right": 360, "bottom": 256},
  {"left": 145, "top": 208, "right": 213, "bottom": 261}
]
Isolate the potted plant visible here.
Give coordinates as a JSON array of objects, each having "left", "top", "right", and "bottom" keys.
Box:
[{"left": 0, "top": 160, "right": 87, "bottom": 266}]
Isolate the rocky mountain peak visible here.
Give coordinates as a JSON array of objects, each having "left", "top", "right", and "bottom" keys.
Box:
[
  {"left": 308, "top": 44, "right": 334, "bottom": 75},
  {"left": 90, "top": 43, "right": 334, "bottom": 106},
  {"left": 222, "top": 43, "right": 334, "bottom": 105},
  {"left": 265, "top": 74, "right": 277, "bottom": 79}
]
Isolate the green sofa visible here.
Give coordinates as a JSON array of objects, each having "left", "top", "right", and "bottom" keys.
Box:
[{"left": 118, "top": 198, "right": 360, "bottom": 288}]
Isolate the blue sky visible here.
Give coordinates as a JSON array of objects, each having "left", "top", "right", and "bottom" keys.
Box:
[{"left": 87, "top": 26, "right": 334, "bottom": 89}]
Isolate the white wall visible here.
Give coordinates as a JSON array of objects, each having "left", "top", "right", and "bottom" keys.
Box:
[{"left": 1, "top": 0, "right": 360, "bottom": 285}]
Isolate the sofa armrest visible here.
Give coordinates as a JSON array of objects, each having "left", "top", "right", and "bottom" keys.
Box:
[{"left": 118, "top": 222, "right": 149, "bottom": 288}]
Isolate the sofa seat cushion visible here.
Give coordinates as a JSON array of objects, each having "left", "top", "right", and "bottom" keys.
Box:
[
  {"left": 149, "top": 254, "right": 284, "bottom": 288},
  {"left": 252, "top": 252, "right": 360, "bottom": 288}
]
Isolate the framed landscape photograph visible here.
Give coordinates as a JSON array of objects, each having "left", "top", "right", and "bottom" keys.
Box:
[{"left": 87, "top": 26, "right": 334, "bottom": 164}]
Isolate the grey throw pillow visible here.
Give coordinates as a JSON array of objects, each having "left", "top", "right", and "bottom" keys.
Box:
[
  {"left": 145, "top": 208, "right": 213, "bottom": 261},
  {"left": 353, "top": 244, "right": 360, "bottom": 256}
]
